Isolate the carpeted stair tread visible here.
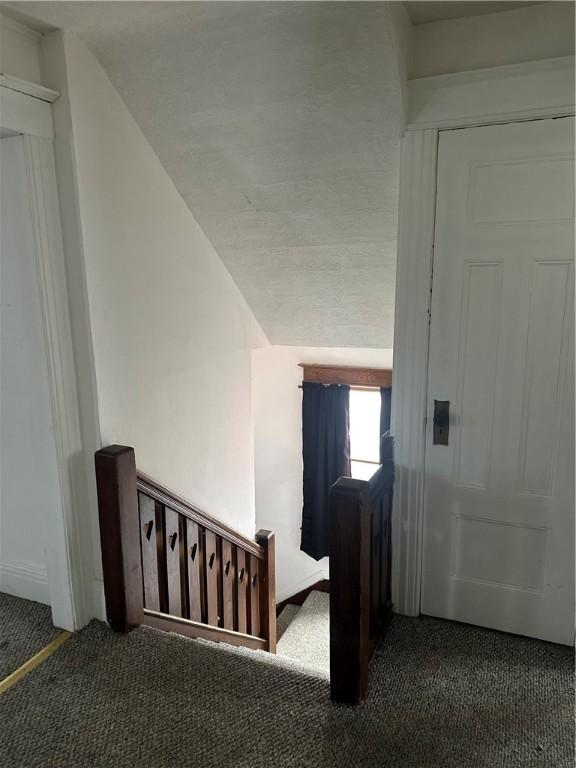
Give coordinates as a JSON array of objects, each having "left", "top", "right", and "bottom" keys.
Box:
[
  {"left": 0, "top": 593, "right": 60, "bottom": 679},
  {"left": 194, "top": 631, "right": 328, "bottom": 680},
  {"left": 276, "top": 590, "right": 330, "bottom": 674},
  {"left": 276, "top": 603, "right": 300, "bottom": 642}
]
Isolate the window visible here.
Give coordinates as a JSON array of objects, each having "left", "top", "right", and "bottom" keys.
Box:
[{"left": 349, "top": 387, "right": 381, "bottom": 480}]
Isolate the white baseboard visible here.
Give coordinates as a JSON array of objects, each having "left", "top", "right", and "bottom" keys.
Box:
[
  {"left": 0, "top": 560, "right": 50, "bottom": 605},
  {"left": 277, "top": 568, "right": 329, "bottom": 604}
]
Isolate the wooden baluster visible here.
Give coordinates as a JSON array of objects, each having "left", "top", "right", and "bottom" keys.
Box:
[
  {"left": 198, "top": 525, "right": 208, "bottom": 623},
  {"left": 256, "top": 530, "right": 276, "bottom": 652},
  {"left": 380, "top": 499, "right": 388, "bottom": 615},
  {"left": 221, "top": 539, "right": 234, "bottom": 630},
  {"left": 249, "top": 555, "right": 260, "bottom": 638},
  {"left": 236, "top": 548, "right": 248, "bottom": 634},
  {"left": 155, "top": 502, "right": 169, "bottom": 613},
  {"left": 94, "top": 445, "right": 143, "bottom": 632},
  {"left": 232, "top": 545, "right": 239, "bottom": 631},
  {"left": 139, "top": 493, "right": 159, "bottom": 611},
  {"left": 186, "top": 520, "right": 202, "bottom": 622},
  {"left": 204, "top": 529, "right": 219, "bottom": 626},
  {"left": 216, "top": 537, "right": 223, "bottom": 628},
  {"left": 370, "top": 506, "right": 382, "bottom": 641},
  {"left": 178, "top": 516, "right": 189, "bottom": 618},
  {"left": 164, "top": 508, "right": 182, "bottom": 616}
]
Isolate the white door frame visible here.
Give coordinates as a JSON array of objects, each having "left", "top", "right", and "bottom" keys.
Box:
[
  {"left": 391, "top": 55, "right": 576, "bottom": 616},
  {"left": 1, "top": 78, "right": 92, "bottom": 629}
]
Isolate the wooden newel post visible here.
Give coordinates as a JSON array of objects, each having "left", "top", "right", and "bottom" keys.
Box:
[
  {"left": 256, "top": 529, "right": 276, "bottom": 653},
  {"left": 95, "top": 445, "right": 143, "bottom": 633},
  {"left": 329, "top": 478, "right": 371, "bottom": 704}
]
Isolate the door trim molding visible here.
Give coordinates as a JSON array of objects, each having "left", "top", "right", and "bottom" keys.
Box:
[
  {"left": 22, "top": 134, "right": 93, "bottom": 630},
  {"left": 0, "top": 74, "right": 59, "bottom": 104},
  {"left": 1, "top": 84, "right": 96, "bottom": 630},
  {"left": 392, "top": 57, "right": 575, "bottom": 616},
  {"left": 391, "top": 130, "right": 438, "bottom": 615},
  {"left": 0, "top": 84, "right": 54, "bottom": 138},
  {"left": 408, "top": 55, "right": 575, "bottom": 131}
]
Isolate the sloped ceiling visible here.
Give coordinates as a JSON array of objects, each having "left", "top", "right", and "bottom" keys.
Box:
[
  {"left": 10, "top": 2, "right": 405, "bottom": 348},
  {"left": 404, "top": 1, "right": 541, "bottom": 25}
]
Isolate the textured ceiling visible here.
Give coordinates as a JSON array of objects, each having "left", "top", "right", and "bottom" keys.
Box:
[
  {"left": 11, "top": 1, "right": 403, "bottom": 349},
  {"left": 404, "top": 1, "right": 542, "bottom": 25}
]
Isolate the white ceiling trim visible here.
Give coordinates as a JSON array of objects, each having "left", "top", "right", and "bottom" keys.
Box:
[
  {"left": 407, "top": 55, "right": 575, "bottom": 130},
  {"left": 0, "top": 73, "right": 59, "bottom": 103},
  {"left": 404, "top": 1, "right": 541, "bottom": 26},
  {"left": 0, "top": 84, "right": 53, "bottom": 138}
]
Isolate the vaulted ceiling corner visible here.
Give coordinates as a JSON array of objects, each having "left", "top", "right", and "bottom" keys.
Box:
[{"left": 10, "top": 1, "right": 406, "bottom": 348}]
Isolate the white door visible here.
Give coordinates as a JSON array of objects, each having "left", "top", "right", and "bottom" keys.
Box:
[{"left": 422, "top": 118, "right": 574, "bottom": 645}]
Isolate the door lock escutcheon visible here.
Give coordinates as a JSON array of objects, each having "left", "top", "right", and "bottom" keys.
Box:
[{"left": 433, "top": 400, "right": 450, "bottom": 445}]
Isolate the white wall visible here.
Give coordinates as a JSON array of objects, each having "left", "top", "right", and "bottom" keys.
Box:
[
  {"left": 252, "top": 345, "right": 392, "bottom": 602},
  {"left": 385, "top": 0, "right": 413, "bottom": 125},
  {"left": 0, "top": 136, "right": 62, "bottom": 605},
  {"left": 41, "top": 30, "right": 268, "bottom": 617},
  {"left": 411, "top": 3, "right": 575, "bottom": 78},
  {"left": 0, "top": 12, "right": 43, "bottom": 83}
]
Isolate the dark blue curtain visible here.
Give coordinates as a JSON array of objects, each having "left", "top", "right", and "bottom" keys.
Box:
[
  {"left": 300, "top": 383, "right": 350, "bottom": 560},
  {"left": 380, "top": 386, "right": 392, "bottom": 463}
]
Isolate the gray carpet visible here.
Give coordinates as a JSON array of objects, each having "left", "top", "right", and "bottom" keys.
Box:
[
  {"left": 277, "top": 591, "right": 330, "bottom": 674},
  {"left": 0, "top": 610, "right": 572, "bottom": 768},
  {"left": 0, "top": 593, "right": 59, "bottom": 679},
  {"left": 276, "top": 603, "right": 300, "bottom": 642}
]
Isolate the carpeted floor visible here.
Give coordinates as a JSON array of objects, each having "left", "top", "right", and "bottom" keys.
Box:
[
  {"left": 0, "top": 604, "right": 572, "bottom": 768},
  {"left": 0, "top": 593, "right": 59, "bottom": 679}
]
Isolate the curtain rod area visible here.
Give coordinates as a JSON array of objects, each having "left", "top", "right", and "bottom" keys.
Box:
[{"left": 298, "top": 363, "right": 392, "bottom": 388}]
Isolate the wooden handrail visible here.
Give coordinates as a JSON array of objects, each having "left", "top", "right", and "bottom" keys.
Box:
[
  {"left": 329, "top": 434, "right": 394, "bottom": 704},
  {"left": 95, "top": 445, "right": 276, "bottom": 653},
  {"left": 136, "top": 472, "right": 264, "bottom": 559}
]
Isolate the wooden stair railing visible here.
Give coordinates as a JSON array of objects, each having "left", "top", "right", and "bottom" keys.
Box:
[
  {"left": 329, "top": 434, "right": 394, "bottom": 704},
  {"left": 95, "top": 445, "right": 276, "bottom": 653}
]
